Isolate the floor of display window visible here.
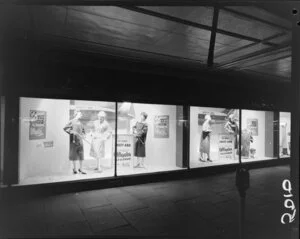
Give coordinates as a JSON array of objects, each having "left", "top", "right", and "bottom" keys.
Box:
[
  {"left": 18, "top": 164, "right": 185, "bottom": 186},
  {"left": 117, "top": 165, "right": 185, "bottom": 176},
  {"left": 190, "top": 156, "right": 277, "bottom": 168},
  {"left": 190, "top": 158, "right": 239, "bottom": 168},
  {"left": 241, "top": 156, "right": 277, "bottom": 163}
]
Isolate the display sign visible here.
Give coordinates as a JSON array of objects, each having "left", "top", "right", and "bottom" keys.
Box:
[
  {"left": 117, "top": 134, "right": 133, "bottom": 167},
  {"left": 247, "top": 118, "right": 258, "bottom": 136},
  {"left": 218, "top": 134, "right": 234, "bottom": 160},
  {"left": 43, "top": 141, "right": 54, "bottom": 148},
  {"left": 29, "top": 110, "right": 46, "bottom": 140},
  {"left": 154, "top": 115, "right": 169, "bottom": 138}
]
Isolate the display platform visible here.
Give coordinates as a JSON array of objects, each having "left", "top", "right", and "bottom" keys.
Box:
[{"left": 117, "top": 165, "right": 185, "bottom": 176}]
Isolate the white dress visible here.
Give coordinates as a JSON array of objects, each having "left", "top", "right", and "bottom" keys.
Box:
[{"left": 90, "top": 120, "right": 111, "bottom": 159}]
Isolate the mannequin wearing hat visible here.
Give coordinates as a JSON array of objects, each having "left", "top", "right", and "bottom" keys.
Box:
[
  {"left": 224, "top": 114, "right": 239, "bottom": 160},
  {"left": 199, "top": 114, "right": 213, "bottom": 162},
  {"left": 63, "top": 110, "right": 86, "bottom": 174},
  {"left": 90, "top": 111, "right": 112, "bottom": 172}
]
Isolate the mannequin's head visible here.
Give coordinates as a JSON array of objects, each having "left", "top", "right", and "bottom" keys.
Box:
[
  {"left": 228, "top": 114, "right": 235, "bottom": 122},
  {"left": 205, "top": 114, "right": 211, "bottom": 121},
  {"left": 98, "top": 111, "right": 106, "bottom": 123},
  {"left": 140, "top": 112, "right": 148, "bottom": 122},
  {"left": 74, "top": 110, "right": 82, "bottom": 120}
]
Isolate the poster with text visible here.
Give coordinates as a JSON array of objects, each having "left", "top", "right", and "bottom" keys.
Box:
[
  {"left": 117, "top": 134, "right": 133, "bottom": 167},
  {"left": 154, "top": 115, "right": 169, "bottom": 138},
  {"left": 247, "top": 118, "right": 258, "bottom": 136},
  {"left": 218, "top": 134, "right": 234, "bottom": 160},
  {"left": 29, "top": 110, "right": 47, "bottom": 140}
]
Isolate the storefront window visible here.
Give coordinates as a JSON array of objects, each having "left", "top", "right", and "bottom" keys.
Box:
[
  {"left": 116, "top": 102, "right": 186, "bottom": 175},
  {"left": 189, "top": 107, "right": 240, "bottom": 168},
  {"left": 18, "top": 97, "right": 116, "bottom": 185},
  {"left": 280, "top": 112, "right": 291, "bottom": 158},
  {"left": 0, "top": 96, "right": 4, "bottom": 185},
  {"left": 241, "top": 110, "right": 276, "bottom": 162}
]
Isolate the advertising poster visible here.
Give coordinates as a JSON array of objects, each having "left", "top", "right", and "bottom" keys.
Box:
[
  {"left": 247, "top": 118, "right": 258, "bottom": 136},
  {"left": 154, "top": 115, "right": 169, "bottom": 138},
  {"left": 218, "top": 134, "right": 234, "bottom": 160},
  {"left": 117, "top": 134, "right": 133, "bottom": 167},
  {"left": 29, "top": 110, "right": 47, "bottom": 140}
]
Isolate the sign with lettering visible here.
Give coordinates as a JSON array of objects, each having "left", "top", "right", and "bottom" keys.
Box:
[
  {"left": 247, "top": 118, "right": 258, "bottom": 136},
  {"left": 117, "top": 134, "right": 133, "bottom": 167},
  {"left": 154, "top": 115, "right": 169, "bottom": 138},
  {"left": 29, "top": 110, "right": 47, "bottom": 140},
  {"left": 43, "top": 141, "right": 54, "bottom": 148},
  {"left": 218, "top": 134, "right": 234, "bottom": 160}
]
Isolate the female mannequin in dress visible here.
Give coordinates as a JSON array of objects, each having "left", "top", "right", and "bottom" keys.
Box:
[
  {"left": 63, "top": 110, "right": 86, "bottom": 174},
  {"left": 199, "top": 114, "right": 213, "bottom": 162},
  {"left": 90, "top": 111, "right": 112, "bottom": 172},
  {"left": 133, "top": 112, "right": 148, "bottom": 168},
  {"left": 224, "top": 114, "right": 239, "bottom": 160}
]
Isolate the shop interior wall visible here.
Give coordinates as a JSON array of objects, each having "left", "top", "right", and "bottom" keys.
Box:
[{"left": 19, "top": 97, "right": 70, "bottom": 182}]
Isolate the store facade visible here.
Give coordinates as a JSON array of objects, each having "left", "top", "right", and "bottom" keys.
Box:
[
  {"left": 1, "top": 94, "right": 292, "bottom": 188},
  {"left": 0, "top": 37, "right": 294, "bottom": 194}
]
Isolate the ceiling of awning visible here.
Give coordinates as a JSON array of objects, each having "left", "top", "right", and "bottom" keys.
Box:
[{"left": 1, "top": 4, "right": 293, "bottom": 81}]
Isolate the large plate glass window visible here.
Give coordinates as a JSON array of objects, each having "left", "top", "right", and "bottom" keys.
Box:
[
  {"left": 18, "top": 97, "right": 116, "bottom": 185},
  {"left": 190, "top": 107, "right": 240, "bottom": 168},
  {"left": 241, "top": 110, "right": 277, "bottom": 162},
  {"left": 116, "top": 102, "right": 186, "bottom": 175},
  {"left": 279, "top": 112, "right": 291, "bottom": 158}
]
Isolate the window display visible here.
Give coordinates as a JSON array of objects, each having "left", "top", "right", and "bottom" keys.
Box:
[
  {"left": 116, "top": 102, "right": 186, "bottom": 175},
  {"left": 18, "top": 97, "right": 116, "bottom": 185},
  {"left": 0, "top": 96, "right": 4, "bottom": 185},
  {"left": 190, "top": 107, "right": 240, "bottom": 168},
  {"left": 280, "top": 112, "right": 291, "bottom": 158},
  {"left": 16, "top": 97, "right": 289, "bottom": 186},
  {"left": 241, "top": 110, "right": 276, "bottom": 162}
]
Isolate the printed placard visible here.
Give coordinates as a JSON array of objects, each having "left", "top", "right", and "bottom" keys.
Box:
[
  {"left": 218, "top": 134, "right": 234, "bottom": 160},
  {"left": 247, "top": 118, "right": 258, "bottom": 136},
  {"left": 117, "top": 134, "right": 133, "bottom": 166},
  {"left": 29, "top": 110, "right": 46, "bottom": 140},
  {"left": 154, "top": 115, "right": 169, "bottom": 138}
]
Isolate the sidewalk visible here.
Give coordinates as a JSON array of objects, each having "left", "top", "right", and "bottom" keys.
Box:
[{"left": 0, "top": 166, "right": 295, "bottom": 238}]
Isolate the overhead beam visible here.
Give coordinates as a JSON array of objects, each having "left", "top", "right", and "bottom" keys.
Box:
[
  {"left": 207, "top": 6, "right": 219, "bottom": 67},
  {"left": 238, "top": 54, "right": 291, "bottom": 70},
  {"left": 122, "top": 6, "right": 278, "bottom": 47},
  {"left": 221, "top": 6, "right": 291, "bottom": 31},
  {"left": 214, "top": 32, "right": 287, "bottom": 59},
  {"left": 215, "top": 42, "right": 291, "bottom": 69}
]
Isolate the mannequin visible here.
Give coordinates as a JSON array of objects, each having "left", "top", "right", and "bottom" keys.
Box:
[
  {"left": 63, "top": 110, "right": 86, "bottom": 174},
  {"left": 90, "top": 111, "right": 112, "bottom": 172},
  {"left": 199, "top": 114, "right": 213, "bottom": 162},
  {"left": 241, "top": 128, "right": 253, "bottom": 158},
  {"left": 133, "top": 112, "right": 148, "bottom": 168},
  {"left": 280, "top": 122, "right": 289, "bottom": 155},
  {"left": 224, "top": 114, "right": 239, "bottom": 160}
]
